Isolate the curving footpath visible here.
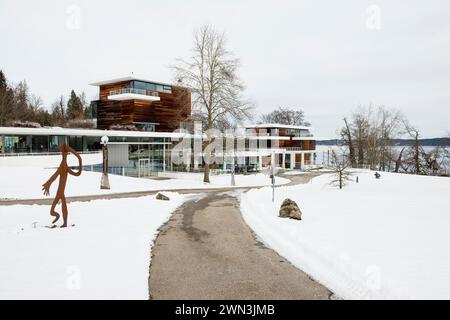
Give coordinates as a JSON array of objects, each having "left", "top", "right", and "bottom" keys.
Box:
[{"left": 148, "top": 172, "right": 332, "bottom": 299}]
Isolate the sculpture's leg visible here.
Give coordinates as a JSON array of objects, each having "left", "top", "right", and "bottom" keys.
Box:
[
  {"left": 50, "top": 197, "right": 60, "bottom": 224},
  {"left": 60, "top": 196, "right": 68, "bottom": 228}
]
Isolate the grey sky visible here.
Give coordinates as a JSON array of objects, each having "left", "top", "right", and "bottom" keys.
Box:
[{"left": 1, "top": 0, "right": 449, "bottom": 138}]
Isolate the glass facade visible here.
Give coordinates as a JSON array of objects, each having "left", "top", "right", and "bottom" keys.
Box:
[
  {"left": 285, "top": 128, "right": 312, "bottom": 137},
  {"left": 133, "top": 122, "right": 156, "bottom": 132},
  {"left": 129, "top": 80, "right": 172, "bottom": 94},
  {"left": 3, "top": 135, "right": 31, "bottom": 153},
  {"left": 0, "top": 135, "right": 101, "bottom": 154}
]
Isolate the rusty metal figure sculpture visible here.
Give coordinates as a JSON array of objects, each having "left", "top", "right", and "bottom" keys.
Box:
[{"left": 42, "top": 144, "right": 82, "bottom": 228}]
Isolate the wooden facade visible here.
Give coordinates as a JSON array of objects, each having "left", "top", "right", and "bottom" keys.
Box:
[
  {"left": 250, "top": 127, "right": 315, "bottom": 151},
  {"left": 94, "top": 80, "right": 191, "bottom": 132}
]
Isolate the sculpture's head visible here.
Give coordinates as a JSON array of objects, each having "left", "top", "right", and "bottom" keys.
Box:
[{"left": 60, "top": 143, "right": 69, "bottom": 156}]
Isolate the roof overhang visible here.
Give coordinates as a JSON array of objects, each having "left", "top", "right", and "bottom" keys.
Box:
[
  {"left": 291, "top": 137, "right": 317, "bottom": 141},
  {"left": 89, "top": 76, "right": 173, "bottom": 87},
  {"left": 245, "top": 123, "right": 313, "bottom": 130},
  {"left": 107, "top": 93, "right": 160, "bottom": 102}
]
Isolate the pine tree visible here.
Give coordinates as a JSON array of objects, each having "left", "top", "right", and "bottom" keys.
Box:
[
  {"left": 0, "top": 70, "right": 6, "bottom": 89},
  {"left": 0, "top": 70, "right": 15, "bottom": 126},
  {"left": 66, "top": 90, "right": 84, "bottom": 120}
]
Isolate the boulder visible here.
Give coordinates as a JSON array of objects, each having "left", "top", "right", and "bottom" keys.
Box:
[
  {"left": 279, "top": 198, "right": 302, "bottom": 220},
  {"left": 156, "top": 193, "right": 170, "bottom": 201}
]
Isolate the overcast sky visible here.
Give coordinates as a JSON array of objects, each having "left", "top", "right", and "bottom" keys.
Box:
[{"left": 1, "top": 0, "right": 449, "bottom": 138}]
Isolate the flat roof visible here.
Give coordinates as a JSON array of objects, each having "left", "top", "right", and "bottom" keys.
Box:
[
  {"left": 245, "top": 123, "right": 313, "bottom": 130},
  {"left": 89, "top": 76, "right": 175, "bottom": 87},
  {"left": 0, "top": 126, "right": 316, "bottom": 140},
  {"left": 0, "top": 126, "right": 187, "bottom": 139}
]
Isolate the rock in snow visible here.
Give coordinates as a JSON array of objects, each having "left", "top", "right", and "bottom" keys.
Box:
[
  {"left": 156, "top": 193, "right": 170, "bottom": 201},
  {"left": 279, "top": 198, "right": 302, "bottom": 220}
]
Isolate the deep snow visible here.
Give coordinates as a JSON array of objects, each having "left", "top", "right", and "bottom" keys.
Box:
[
  {"left": 0, "top": 167, "right": 289, "bottom": 200},
  {"left": 0, "top": 192, "right": 190, "bottom": 299},
  {"left": 240, "top": 171, "right": 450, "bottom": 299}
]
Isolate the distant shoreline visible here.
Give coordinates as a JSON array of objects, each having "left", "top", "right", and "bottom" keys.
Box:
[{"left": 317, "top": 138, "right": 450, "bottom": 147}]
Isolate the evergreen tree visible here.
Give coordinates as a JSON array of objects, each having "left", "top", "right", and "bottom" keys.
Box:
[
  {"left": 0, "top": 70, "right": 15, "bottom": 126},
  {"left": 0, "top": 70, "right": 6, "bottom": 89},
  {"left": 66, "top": 90, "right": 84, "bottom": 120}
]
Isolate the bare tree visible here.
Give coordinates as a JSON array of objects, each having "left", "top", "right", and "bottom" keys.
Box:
[
  {"left": 51, "top": 96, "right": 67, "bottom": 126},
  {"left": 341, "top": 106, "right": 403, "bottom": 170},
  {"left": 329, "top": 150, "right": 352, "bottom": 189},
  {"left": 402, "top": 120, "right": 426, "bottom": 174},
  {"left": 341, "top": 117, "right": 356, "bottom": 167},
  {"left": 260, "top": 107, "right": 310, "bottom": 126},
  {"left": 172, "top": 24, "right": 253, "bottom": 182},
  {"left": 29, "top": 94, "right": 43, "bottom": 113}
]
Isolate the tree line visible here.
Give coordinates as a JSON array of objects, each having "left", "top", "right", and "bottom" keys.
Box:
[
  {"left": 0, "top": 70, "right": 95, "bottom": 128},
  {"left": 340, "top": 105, "right": 450, "bottom": 176}
]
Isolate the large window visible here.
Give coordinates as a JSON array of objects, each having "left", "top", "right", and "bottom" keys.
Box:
[
  {"left": 32, "top": 136, "right": 49, "bottom": 152},
  {"left": 3, "top": 135, "right": 31, "bottom": 153},
  {"left": 285, "top": 128, "right": 311, "bottom": 137},
  {"left": 49, "top": 136, "right": 66, "bottom": 152},
  {"left": 130, "top": 81, "right": 172, "bottom": 93},
  {"left": 133, "top": 122, "right": 156, "bottom": 132}
]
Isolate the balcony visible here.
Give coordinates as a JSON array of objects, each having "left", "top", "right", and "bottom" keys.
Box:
[{"left": 108, "top": 88, "right": 160, "bottom": 102}]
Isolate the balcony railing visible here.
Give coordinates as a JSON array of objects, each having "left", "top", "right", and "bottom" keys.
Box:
[
  {"left": 109, "top": 88, "right": 159, "bottom": 97},
  {"left": 284, "top": 147, "right": 303, "bottom": 151}
]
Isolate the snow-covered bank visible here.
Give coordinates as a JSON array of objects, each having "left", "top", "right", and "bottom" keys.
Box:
[
  {"left": 240, "top": 171, "right": 450, "bottom": 299},
  {"left": 0, "top": 167, "right": 289, "bottom": 200},
  {"left": 0, "top": 152, "right": 102, "bottom": 167},
  {"left": 0, "top": 192, "right": 188, "bottom": 299}
]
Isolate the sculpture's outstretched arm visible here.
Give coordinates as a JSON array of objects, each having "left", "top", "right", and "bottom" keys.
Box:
[
  {"left": 42, "top": 168, "right": 60, "bottom": 196},
  {"left": 67, "top": 146, "right": 83, "bottom": 176}
]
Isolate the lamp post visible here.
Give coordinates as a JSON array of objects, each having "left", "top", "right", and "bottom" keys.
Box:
[
  {"left": 100, "top": 135, "right": 110, "bottom": 190},
  {"left": 231, "top": 153, "right": 236, "bottom": 187},
  {"left": 271, "top": 150, "right": 276, "bottom": 202}
]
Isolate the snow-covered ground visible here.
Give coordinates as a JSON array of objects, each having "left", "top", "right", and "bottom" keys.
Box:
[
  {"left": 0, "top": 152, "right": 102, "bottom": 167},
  {"left": 0, "top": 192, "right": 190, "bottom": 299},
  {"left": 0, "top": 167, "right": 289, "bottom": 200},
  {"left": 240, "top": 171, "right": 450, "bottom": 299}
]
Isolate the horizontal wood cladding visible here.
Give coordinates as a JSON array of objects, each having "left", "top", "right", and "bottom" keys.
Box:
[
  {"left": 99, "top": 81, "right": 131, "bottom": 101},
  {"left": 96, "top": 85, "right": 191, "bottom": 132}
]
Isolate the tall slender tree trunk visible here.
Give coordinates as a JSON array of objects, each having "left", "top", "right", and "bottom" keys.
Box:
[
  {"left": 343, "top": 118, "right": 356, "bottom": 167},
  {"left": 395, "top": 147, "right": 404, "bottom": 173},
  {"left": 414, "top": 132, "right": 420, "bottom": 174},
  {"left": 203, "top": 118, "right": 212, "bottom": 183}
]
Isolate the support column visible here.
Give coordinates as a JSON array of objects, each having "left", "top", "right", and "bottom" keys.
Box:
[
  {"left": 163, "top": 143, "right": 166, "bottom": 172},
  {"left": 301, "top": 152, "right": 305, "bottom": 170},
  {"left": 290, "top": 153, "right": 295, "bottom": 169},
  {"left": 185, "top": 149, "right": 191, "bottom": 172},
  {"left": 258, "top": 155, "right": 263, "bottom": 171},
  {"left": 282, "top": 152, "right": 286, "bottom": 169}
]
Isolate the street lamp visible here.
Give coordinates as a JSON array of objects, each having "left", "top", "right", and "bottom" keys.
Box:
[
  {"left": 230, "top": 153, "right": 236, "bottom": 186},
  {"left": 100, "top": 135, "right": 110, "bottom": 190},
  {"left": 271, "top": 150, "right": 276, "bottom": 202}
]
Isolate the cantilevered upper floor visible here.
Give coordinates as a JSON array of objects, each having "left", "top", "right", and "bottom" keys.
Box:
[
  {"left": 90, "top": 76, "right": 191, "bottom": 132},
  {"left": 245, "top": 123, "right": 315, "bottom": 139}
]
